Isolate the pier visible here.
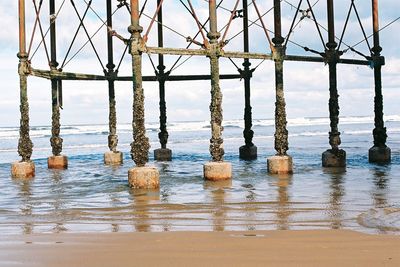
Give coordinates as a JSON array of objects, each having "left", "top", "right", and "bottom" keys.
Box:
[{"left": 12, "top": 0, "right": 391, "bottom": 184}]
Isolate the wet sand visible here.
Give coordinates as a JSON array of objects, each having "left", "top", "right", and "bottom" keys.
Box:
[{"left": 0, "top": 230, "right": 399, "bottom": 267}]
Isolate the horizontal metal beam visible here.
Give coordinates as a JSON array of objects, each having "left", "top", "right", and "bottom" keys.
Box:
[{"left": 30, "top": 68, "right": 241, "bottom": 82}]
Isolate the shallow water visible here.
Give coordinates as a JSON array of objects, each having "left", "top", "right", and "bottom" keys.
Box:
[{"left": 0, "top": 117, "right": 399, "bottom": 235}]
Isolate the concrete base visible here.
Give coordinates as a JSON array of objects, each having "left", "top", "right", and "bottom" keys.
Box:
[
  {"left": 48, "top": 155, "right": 68, "bottom": 169},
  {"left": 203, "top": 162, "right": 232, "bottom": 181},
  {"left": 369, "top": 146, "right": 391, "bottom": 164},
  {"left": 154, "top": 148, "right": 172, "bottom": 161},
  {"left": 104, "top": 151, "right": 123, "bottom": 165},
  {"left": 322, "top": 149, "right": 346, "bottom": 167},
  {"left": 239, "top": 145, "right": 257, "bottom": 160},
  {"left": 128, "top": 166, "right": 160, "bottom": 189},
  {"left": 267, "top": 155, "right": 293, "bottom": 174},
  {"left": 11, "top": 161, "right": 35, "bottom": 178}
]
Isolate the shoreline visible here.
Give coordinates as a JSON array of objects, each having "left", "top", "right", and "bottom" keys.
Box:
[{"left": 1, "top": 230, "right": 399, "bottom": 267}]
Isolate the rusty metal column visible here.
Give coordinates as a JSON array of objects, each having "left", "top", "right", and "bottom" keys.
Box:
[
  {"left": 48, "top": 0, "right": 68, "bottom": 169},
  {"left": 368, "top": 0, "right": 391, "bottom": 163},
  {"left": 104, "top": 0, "right": 123, "bottom": 165},
  {"left": 239, "top": 0, "right": 257, "bottom": 160},
  {"left": 203, "top": 0, "right": 232, "bottom": 181},
  {"left": 154, "top": 0, "right": 172, "bottom": 161},
  {"left": 322, "top": 0, "right": 346, "bottom": 167},
  {"left": 267, "top": 0, "right": 292, "bottom": 174},
  {"left": 128, "top": 0, "right": 159, "bottom": 189},
  {"left": 12, "top": 0, "right": 35, "bottom": 178}
]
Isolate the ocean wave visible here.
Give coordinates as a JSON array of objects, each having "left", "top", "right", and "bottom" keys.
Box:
[
  {"left": 1, "top": 115, "right": 399, "bottom": 138},
  {"left": 358, "top": 208, "right": 400, "bottom": 231}
]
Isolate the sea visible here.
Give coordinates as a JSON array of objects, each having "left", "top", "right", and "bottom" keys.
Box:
[{"left": 0, "top": 115, "right": 399, "bottom": 235}]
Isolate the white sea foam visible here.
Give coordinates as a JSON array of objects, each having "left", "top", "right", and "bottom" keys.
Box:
[
  {"left": 358, "top": 208, "right": 400, "bottom": 231},
  {"left": 1, "top": 115, "right": 399, "bottom": 138}
]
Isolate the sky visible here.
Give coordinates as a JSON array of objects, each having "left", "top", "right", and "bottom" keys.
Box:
[{"left": 0, "top": 0, "right": 399, "bottom": 127}]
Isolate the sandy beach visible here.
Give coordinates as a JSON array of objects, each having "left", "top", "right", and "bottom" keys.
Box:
[{"left": 0, "top": 230, "right": 399, "bottom": 267}]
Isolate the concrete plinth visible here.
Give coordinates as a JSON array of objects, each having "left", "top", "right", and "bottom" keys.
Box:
[
  {"left": 322, "top": 149, "right": 346, "bottom": 167},
  {"left": 128, "top": 166, "right": 160, "bottom": 189},
  {"left": 267, "top": 155, "right": 293, "bottom": 174},
  {"left": 369, "top": 146, "right": 391, "bottom": 164},
  {"left": 104, "top": 151, "right": 123, "bottom": 165},
  {"left": 48, "top": 155, "right": 68, "bottom": 169},
  {"left": 203, "top": 162, "right": 232, "bottom": 181},
  {"left": 154, "top": 148, "right": 172, "bottom": 161},
  {"left": 11, "top": 161, "right": 35, "bottom": 178},
  {"left": 239, "top": 145, "right": 257, "bottom": 160}
]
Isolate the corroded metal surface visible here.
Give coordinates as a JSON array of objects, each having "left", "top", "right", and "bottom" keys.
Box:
[
  {"left": 371, "top": 0, "right": 388, "bottom": 149},
  {"left": 49, "top": 0, "right": 63, "bottom": 157},
  {"left": 273, "top": 47, "right": 289, "bottom": 156},
  {"left": 272, "top": 0, "right": 289, "bottom": 156},
  {"left": 129, "top": 1, "right": 150, "bottom": 167},
  {"left": 326, "top": 0, "right": 342, "bottom": 153},
  {"left": 17, "top": 54, "right": 33, "bottom": 162},
  {"left": 157, "top": 0, "right": 169, "bottom": 150},
  {"left": 208, "top": 0, "right": 224, "bottom": 162},
  {"left": 106, "top": 0, "right": 118, "bottom": 153}
]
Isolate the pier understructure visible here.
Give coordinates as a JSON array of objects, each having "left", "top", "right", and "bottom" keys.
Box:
[{"left": 12, "top": 0, "right": 391, "bottom": 184}]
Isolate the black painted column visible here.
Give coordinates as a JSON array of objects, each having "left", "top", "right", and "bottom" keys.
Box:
[
  {"left": 368, "top": 0, "right": 391, "bottom": 163},
  {"left": 48, "top": 0, "right": 68, "bottom": 169},
  {"left": 104, "top": 0, "right": 123, "bottom": 165},
  {"left": 239, "top": 0, "right": 257, "bottom": 160},
  {"left": 322, "top": 0, "right": 346, "bottom": 167},
  {"left": 154, "top": 0, "right": 172, "bottom": 161}
]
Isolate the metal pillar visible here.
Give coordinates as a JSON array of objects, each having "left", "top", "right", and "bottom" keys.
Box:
[
  {"left": 208, "top": 0, "right": 224, "bottom": 162},
  {"left": 12, "top": 0, "right": 35, "bottom": 178},
  {"left": 203, "top": 0, "right": 232, "bottom": 181},
  {"left": 322, "top": 0, "right": 346, "bottom": 167},
  {"left": 104, "top": 0, "right": 123, "bottom": 165},
  {"left": 106, "top": 0, "right": 118, "bottom": 153},
  {"left": 154, "top": 0, "right": 172, "bottom": 161},
  {"left": 129, "top": 0, "right": 150, "bottom": 167},
  {"left": 267, "top": 0, "right": 292, "bottom": 174},
  {"left": 239, "top": 0, "right": 257, "bottom": 160},
  {"left": 17, "top": 0, "right": 33, "bottom": 163},
  {"left": 49, "top": 0, "right": 63, "bottom": 157},
  {"left": 369, "top": 0, "right": 391, "bottom": 163},
  {"left": 47, "top": 0, "right": 68, "bottom": 169}
]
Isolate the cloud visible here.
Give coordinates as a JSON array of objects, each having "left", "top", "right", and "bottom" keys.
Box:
[{"left": 0, "top": 1, "right": 399, "bottom": 127}]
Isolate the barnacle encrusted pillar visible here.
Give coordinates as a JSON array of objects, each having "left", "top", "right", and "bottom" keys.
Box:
[
  {"left": 154, "top": 0, "right": 172, "bottom": 161},
  {"left": 267, "top": 0, "right": 293, "bottom": 174},
  {"left": 48, "top": 0, "right": 68, "bottom": 169},
  {"left": 11, "top": 0, "right": 35, "bottom": 178},
  {"left": 203, "top": 0, "right": 232, "bottom": 181},
  {"left": 368, "top": 0, "right": 391, "bottom": 163},
  {"left": 322, "top": 0, "right": 346, "bottom": 167},
  {"left": 239, "top": 0, "right": 257, "bottom": 160},
  {"left": 128, "top": 0, "right": 159, "bottom": 189},
  {"left": 104, "top": 0, "right": 123, "bottom": 165}
]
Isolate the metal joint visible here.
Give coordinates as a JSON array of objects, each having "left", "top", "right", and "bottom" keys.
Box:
[{"left": 232, "top": 9, "right": 243, "bottom": 19}]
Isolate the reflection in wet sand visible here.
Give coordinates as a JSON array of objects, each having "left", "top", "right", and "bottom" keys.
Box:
[
  {"left": 272, "top": 174, "right": 292, "bottom": 230},
  {"left": 204, "top": 180, "right": 232, "bottom": 232},
  {"left": 130, "top": 189, "right": 160, "bottom": 232},
  {"left": 14, "top": 178, "right": 34, "bottom": 235},
  {"left": 372, "top": 167, "right": 389, "bottom": 208},
  {"left": 326, "top": 168, "right": 345, "bottom": 230}
]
